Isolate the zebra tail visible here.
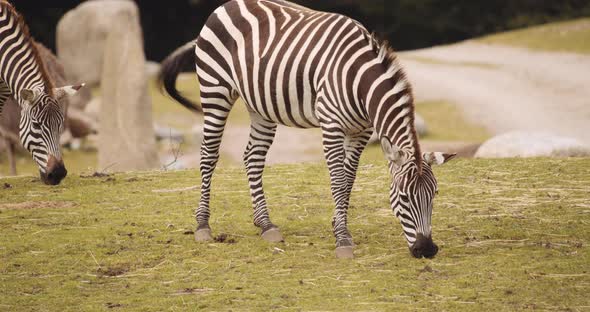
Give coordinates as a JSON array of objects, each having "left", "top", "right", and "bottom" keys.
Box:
[{"left": 157, "top": 41, "right": 202, "bottom": 113}]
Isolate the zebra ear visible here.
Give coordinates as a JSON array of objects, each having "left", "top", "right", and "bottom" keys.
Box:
[
  {"left": 381, "top": 137, "right": 406, "bottom": 166},
  {"left": 423, "top": 152, "right": 457, "bottom": 166},
  {"left": 53, "top": 83, "right": 85, "bottom": 100},
  {"left": 20, "top": 88, "right": 40, "bottom": 103}
]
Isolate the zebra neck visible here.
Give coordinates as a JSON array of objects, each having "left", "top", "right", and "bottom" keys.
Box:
[
  {"left": 0, "top": 3, "right": 50, "bottom": 108},
  {"left": 365, "top": 83, "right": 423, "bottom": 171}
]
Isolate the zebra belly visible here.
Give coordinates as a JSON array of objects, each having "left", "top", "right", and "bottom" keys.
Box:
[{"left": 236, "top": 61, "right": 321, "bottom": 129}]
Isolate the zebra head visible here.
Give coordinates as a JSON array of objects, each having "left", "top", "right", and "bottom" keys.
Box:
[
  {"left": 18, "top": 84, "right": 84, "bottom": 185},
  {"left": 381, "top": 138, "right": 455, "bottom": 258}
]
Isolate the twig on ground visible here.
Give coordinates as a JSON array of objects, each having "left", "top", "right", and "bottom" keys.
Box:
[
  {"left": 89, "top": 250, "right": 101, "bottom": 269},
  {"left": 162, "top": 129, "right": 184, "bottom": 171}
]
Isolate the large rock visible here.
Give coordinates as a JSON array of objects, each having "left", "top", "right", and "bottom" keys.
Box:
[
  {"left": 475, "top": 132, "right": 590, "bottom": 158},
  {"left": 414, "top": 114, "right": 428, "bottom": 136},
  {"left": 57, "top": 0, "right": 134, "bottom": 87},
  {"left": 98, "top": 1, "right": 158, "bottom": 171}
]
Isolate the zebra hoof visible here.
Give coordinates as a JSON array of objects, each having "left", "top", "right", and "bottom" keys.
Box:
[
  {"left": 335, "top": 246, "right": 354, "bottom": 259},
  {"left": 261, "top": 228, "right": 284, "bottom": 243},
  {"left": 194, "top": 228, "right": 213, "bottom": 242}
]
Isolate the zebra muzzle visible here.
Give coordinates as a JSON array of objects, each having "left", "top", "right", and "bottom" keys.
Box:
[
  {"left": 40, "top": 156, "right": 67, "bottom": 185},
  {"left": 410, "top": 233, "right": 438, "bottom": 259}
]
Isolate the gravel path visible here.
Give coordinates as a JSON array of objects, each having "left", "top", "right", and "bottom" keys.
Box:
[{"left": 399, "top": 41, "right": 590, "bottom": 144}]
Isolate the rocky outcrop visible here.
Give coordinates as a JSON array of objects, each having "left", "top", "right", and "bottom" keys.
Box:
[
  {"left": 414, "top": 114, "right": 428, "bottom": 137},
  {"left": 475, "top": 132, "right": 590, "bottom": 158},
  {"left": 57, "top": 0, "right": 159, "bottom": 92},
  {"left": 57, "top": 0, "right": 133, "bottom": 87},
  {"left": 97, "top": 1, "right": 158, "bottom": 171}
]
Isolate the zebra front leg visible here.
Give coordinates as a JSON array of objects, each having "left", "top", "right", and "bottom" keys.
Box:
[
  {"left": 243, "top": 114, "right": 283, "bottom": 242},
  {"left": 194, "top": 102, "right": 232, "bottom": 242},
  {"left": 321, "top": 123, "right": 355, "bottom": 258},
  {"left": 343, "top": 129, "right": 373, "bottom": 202}
]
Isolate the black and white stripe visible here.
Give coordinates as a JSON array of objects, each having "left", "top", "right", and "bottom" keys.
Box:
[
  {"left": 160, "top": 0, "right": 455, "bottom": 258},
  {"left": 0, "top": 1, "right": 83, "bottom": 185}
]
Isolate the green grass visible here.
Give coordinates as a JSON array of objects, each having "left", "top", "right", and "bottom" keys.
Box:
[
  {"left": 479, "top": 18, "right": 590, "bottom": 54},
  {"left": 416, "top": 100, "right": 490, "bottom": 142},
  {"left": 1, "top": 158, "right": 589, "bottom": 311}
]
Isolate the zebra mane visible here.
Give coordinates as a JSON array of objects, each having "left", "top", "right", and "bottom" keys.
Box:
[
  {"left": 0, "top": 1, "right": 54, "bottom": 97},
  {"left": 368, "top": 32, "right": 424, "bottom": 174},
  {"left": 369, "top": 34, "right": 399, "bottom": 74}
]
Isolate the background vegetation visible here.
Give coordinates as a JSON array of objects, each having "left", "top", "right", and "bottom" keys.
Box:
[{"left": 12, "top": 0, "right": 590, "bottom": 61}]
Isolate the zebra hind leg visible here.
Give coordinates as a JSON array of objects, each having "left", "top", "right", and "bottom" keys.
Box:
[
  {"left": 194, "top": 96, "right": 234, "bottom": 242},
  {"left": 243, "top": 114, "right": 283, "bottom": 242}
]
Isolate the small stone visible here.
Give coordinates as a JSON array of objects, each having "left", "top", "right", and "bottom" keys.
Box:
[{"left": 475, "top": 132, "right": 590, "bottom": 158}]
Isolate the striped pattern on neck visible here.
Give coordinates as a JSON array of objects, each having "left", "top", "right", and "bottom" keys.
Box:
[{"left": 0, "top": 1, "right": 53, "bottom": 104}]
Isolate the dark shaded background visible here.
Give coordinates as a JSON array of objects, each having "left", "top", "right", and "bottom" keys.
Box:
[{"left": 11, "top": 0, "right": 590, "bottom": 61}]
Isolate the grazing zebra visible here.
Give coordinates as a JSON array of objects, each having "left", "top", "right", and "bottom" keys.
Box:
[
  {"left": 0, "top": 1, "right": 83, "bottom": 184},
  {"left": 159, "top": 0, "right": 456, "bottom": 259}
]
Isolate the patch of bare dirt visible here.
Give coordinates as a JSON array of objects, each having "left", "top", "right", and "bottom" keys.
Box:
[
  {"left": 105, "top": 303, "right": 123, "bottom": 309},
  {"left": 97, "top": 265, "right": 130, "bottom": 278},
  {"left": 214, "top": 233, "right": 237, "bottom": 244},
  {"left": 80, "top": 172, "right": 112, "bottom": 178},
  {"left": 172, "top": 288, "right": 213, "bottom": 296}
]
